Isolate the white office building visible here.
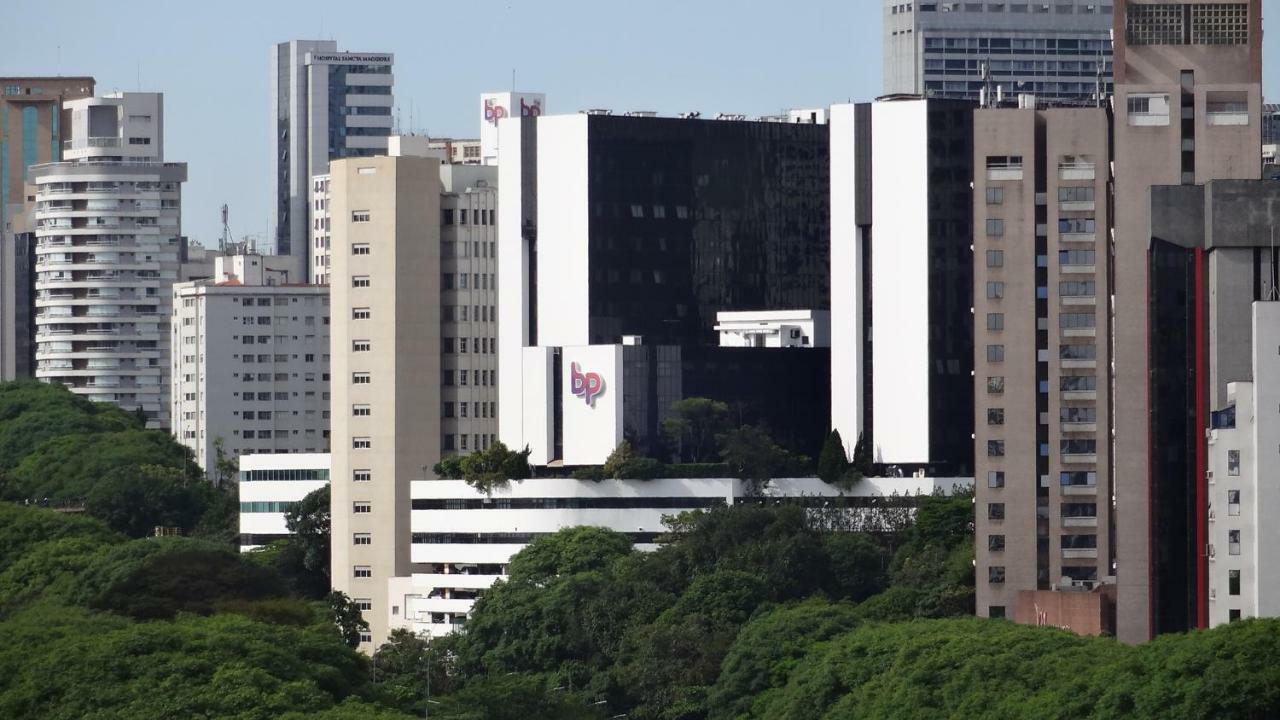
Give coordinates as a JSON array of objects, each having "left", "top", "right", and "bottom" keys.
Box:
[
  {"left": 1207, "top": 301, "right": 1280, "bottom": 626},
  {"left": 271, "top": 40, "right": 393, "bottom": 277},
  {"left": 389, "top": 474, "right": 972, "bottom": 637},
  {"left": 238, "top": 452, "right": 331, "bottom": 551},
  {"left": 29, "top": 92, "right": 187, "bottom": 427},
  {"left": 171, "top": 254, "right": 330, "bottom": 480},
  {"left": 828, "top": 99, "right": 974, "bottom": 475}
]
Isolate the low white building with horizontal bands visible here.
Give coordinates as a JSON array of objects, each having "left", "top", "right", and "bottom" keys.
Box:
[
  {"left": 386, "top": 474, "right": 972, "bottom": 638},
  {"left": 237, "top": 452, "right": 330, "bottom": 551}
]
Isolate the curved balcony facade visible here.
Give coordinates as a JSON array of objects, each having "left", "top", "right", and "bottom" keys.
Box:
[{"left": 28, "top": 159, "right": 186, "bottom": 427}]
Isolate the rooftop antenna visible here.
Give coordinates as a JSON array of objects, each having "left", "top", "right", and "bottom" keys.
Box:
[
  {"left": 220, "top": 204, "right": 232, "bottom": 253},
  {"left": 136, "top": 61, "right": 141, "bottom": 91},
  {"left": 512, "top": 68, "right": 516, "bottom": 92}
]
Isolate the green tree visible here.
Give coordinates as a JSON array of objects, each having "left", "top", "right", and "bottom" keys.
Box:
[
  {"left": 850, "top": 431, "right": 872, "bottom": 476},
  {"left": 459, "top": 442, "right": 531, "bottom": 494},
  {"left": 82, "top": 463, "right": 217, "bottom": 538},
  {"left": 432, "top": 455, "right": 465, "bottom": 479},
  {"left": 211, "top": 436, "right": 239, "bottom": 488},
  {"left": 816, "top": 429, "right": 849, "bottom": 484},
  {"left": 662, "top": 398, "right": 731, "bottom": 463},
  {"left": 7, "top": 429, "right": 200, "bottom": 503},
  {"left": 285, "top": 485, "right": 331, "bottom": 586},
  {"left": 0, "top": 603, "right": 382, "bottom": 720},
  {"left": 328, "top": 591, "right": 371, "bottom": 649},
  {"left": 73, "top": 536, "right": 289, "bottom": 619},
  {"left": 718, "top": 425, "right": 785, "bottom": 493},
  {"left": 0, "top": 380, "right": 135, "bottom": 478}
]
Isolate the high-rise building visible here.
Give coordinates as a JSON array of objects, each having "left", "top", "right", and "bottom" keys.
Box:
[
  {"left": 271, "top": 40, "right": 393, "bottom": 278},
  {"left": 497, "top": 111, "right": 832, "bottom": 464},
  {"left": 1112, "top": 0, "right": 1261, "bottom": 642},
  {"left": 969, "top": 0, "right": 1264, "bottom": 641},
  {"left": 1, "top": 78, "right": 95, "bottom": 380},
  {"left": 327, "top": 147, "right": 499, "bottom": 651},
  {"left": 171, "top": 254, "right": 331, "bottom": 481},
  {"left": 883, "top": 1, "right": 1113, "bottom": 102},
  {"left": 1206, "top": 302, "right": 1280, "bottom": 627},
  {"left": 828, "top": 99, "right": 976, "bottom": 475},
  {"left": 971, "top": 103, "right": 1112, "bottom": 628},
  {"left": 29, "top": 92, "right": 187, "bottom": 427}
]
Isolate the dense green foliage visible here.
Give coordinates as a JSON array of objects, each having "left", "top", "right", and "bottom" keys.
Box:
[
  {"left": 0, "top": 382, "right": 232, "bottom": 541},
  {"left": 663, "top": 397, "right": 733, "bottom": 462},
  {"left": 433, "top": 441, "right": 532, "bottom": 492}
]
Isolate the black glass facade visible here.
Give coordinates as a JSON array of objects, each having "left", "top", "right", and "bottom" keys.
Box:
[
  {"left": 582, "top": 116, "right": 830, "bottom": 347},
  {"left": 925, "top": 101, "right": 976, "bottom": 475}
]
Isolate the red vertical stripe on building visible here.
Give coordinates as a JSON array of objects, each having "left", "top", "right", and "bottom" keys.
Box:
[{"left": 1195, "top": 249, "right": 1209, "bottom": 630}]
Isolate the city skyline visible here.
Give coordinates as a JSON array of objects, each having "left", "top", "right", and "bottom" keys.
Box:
[{"left": 5, "top": 0, "right": 879, "bottom": 249}]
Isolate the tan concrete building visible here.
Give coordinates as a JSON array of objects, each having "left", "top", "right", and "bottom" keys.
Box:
[
  {"left": 975, "top": 0, "right": 1264, "bottom": 641},
  {"left": 328, "top": 154, "right": 441, "bottom": 651},
  {"left": 1, "top": 77, "right": 95, "bottom": 380},
  {"left": 1112, "top": 0, "right": 1261, "bottom": 642},
  {"left": 974, "top": 104, "right": 1112, "bottom": 627}
]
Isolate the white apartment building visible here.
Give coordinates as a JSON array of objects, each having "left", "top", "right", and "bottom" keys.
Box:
[
  {"left": 1207, "top": 301, "right": 1280, "bottom": 627},
  {"left": 171, "top": 254, "right": 330, "bottom": 481},
  {"left": 271, "top": 40, "right": 393, "bottom": 277},
  {"left": 310, "top": 174, "right": 331, "bottom": 284},
  {"left": 389, "top": 475, "right": 972, "bottom": 637},
  {"left": 238, "top": 452, "right": 330, "bottom": 551},
  {"left": 29, "top": 92, "right": 187, "bottom": 427}
]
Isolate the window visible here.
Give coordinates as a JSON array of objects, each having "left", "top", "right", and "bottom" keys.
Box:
[
  {"left": 354, "top": 533, "right": 372, "bottom": 545},
  {"left": 988, "top": 566, "right": 1006, "bottom": 584},
  {"left": 352, "top": 276, "right": 371, "bottom": 288},
  {"left": 352, "top": 243, "right": 370, "bottom": 255},
  {"left": 352, "top": 372, "right": 371, "bottom": 384},
  {"left": 1061, "top": 406, "right": 1097, "bottom": 424},
  {"left": 1229, "top": 529, "right": 1241, "bottom": 555},
  {"left": 1228, "top": 450, "right": 1240, "bottom": 476},
  {"left": 352, "top": 211, "right": 371, "bottom": 223},
  {"left": 353, "top": 437, "right": 371, "bottom": 449},
  {"left": 988, "top": 503, "right": 1005, "bottom": 520},
  {"left": 355, "top": 598, "right": 373, "bottom": 611},
  {"left": 986, "top": 218, "right": 1005, "bottom": 237},
  {"left": 354, "top": 565, "right": 372, "bottom": 578},
  {"left": 986, "top": 281, "right": 1004, "bottom": 299},
  {"left": 353, "top": 404, "right": 371, "bottom": 416},
  {"left": 987, "top": 344, "right": 1005, "bottom": 362},
  {"left": 1060, "top": 313, "right": 1096, "bottom": 329},
  {"left": 986, "top": 187, "right": 1004, "bottom": 204},
  {"left": 988, "top": 471, "right": 1005, "bottom": 488},
  {"left": 352, "top": 307, "right": 371, "bottom": 320},
  {"left": 987, "top": 313, "right": 1004, "bottom": 331},
  {"left": 1061, "top": 375, "right": 1097, "bottom": 392},
  {"left": 988, "top": 535, "right": 1005, "bottom": 551},
  {"left": 989, "top": 605, "right": 1007, "bottom": 619},
  {"left": 1059, "top": 218, "right": 1096, "bottom": 234},
  {"left": 1060, "top": 471, "right": 1097, "bottom": 487},
  {"left": 353, "top": 502, "right": 372, "bottom": 513},
  {"left": 352, "top": 340, "right": 371, "bottom": 352},
  {"left": 1060, "top": 344, "right": 1097, "bottom": 360},
  {"left": 1061, "top": 534, "right": 1098, "bottom": 549},
  {"left": 1228, "top": 489, "right": 1241, "bottom": 516},
  {"left": 1229, "top": 609, "right": 1242, "bottom": 622},
  {"left": 987, "top": 440, "right": 1005, "bottom": 457},
  {"left": 1126, "top": 93, "right": 1171, "bottom": 125},
  {"left": 353, "top": 469, "right": 372, "bottom": 482},
  {"left": 1059, "top": 249, "right": 1096, "bottom": 267},
  {"left": 987, "top": 376, "right": 1005, "bottom": 394},
  {"left": 1061, "top": 503, "right": 1097, "bottom": 518},
  {"left": 1058, "top": 186, "right": 1095, "bottom": 203},
  {"left": 987, "top": 250, "right": 1004, "bottom": 268},
  {"left": 1230, "top": 569, "right": 1241, "bottom": 596}
]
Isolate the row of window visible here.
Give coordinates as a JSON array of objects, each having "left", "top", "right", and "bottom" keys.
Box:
[
  {"left": 442, "top": 273, "right": 497, "bottom": 291},
  {"left": 442, "top": 369, "right": 496, "bottom": 387},
  {"left": 441, "top": 208, "right": 496, "bottom": 226},
  {"left": 442, "top": 337, "right": 497, "bottom": 354}
]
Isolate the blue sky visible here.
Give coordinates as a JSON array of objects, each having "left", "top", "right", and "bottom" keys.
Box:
[{"left": 3, "top": 0, "right": 1279, "bottom": 246}]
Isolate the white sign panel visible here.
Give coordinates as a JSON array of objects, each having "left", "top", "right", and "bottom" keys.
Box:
[{"left": 561, "top": 345, "right": 623, "bottom": 466}]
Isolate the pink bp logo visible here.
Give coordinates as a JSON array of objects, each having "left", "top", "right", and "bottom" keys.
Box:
[
  {"left": 484, "top": 97, "right": 543, "bottom": 126},
  {"left": 570, "top": 362, "right": 605, "bottom": 407}
]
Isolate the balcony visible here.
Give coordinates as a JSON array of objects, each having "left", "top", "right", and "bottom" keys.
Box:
[
  {"left": 1061, "top": 296, "right": 1096, "bottom": 307},
  {"left": 1060, "top": 264, "right": 1096, "bottom": 275},
  {"left": 987, "top": 162, "right": 1024, "bottom": 181},
  {"left": 1207, "top": 103, "right": 1249, "bottom": 126},
  {"left": 1062, "top": 517, "right": 1098, "bottom": 528},
  {"left": 1058, "top": 162, "right": 1096, "bottom": 181},
  {"left": 1062, "top": 484, "right": 1097, "bottom": 496},
  {"left": 1061, "top": 422, "right": 1098, "bottom": 434},
  {"left": 1060, "top": 200, "right": 1096, "bottom": 213},
  {"left": 1062, "top": 548, "right": 1099, "bottom": 560},
  {"left": 1059, "top": 233, "right": 1096, "bottom": 244},
  {"left": 1061, "top": 453, "right": 1098, "bottom": 465}
]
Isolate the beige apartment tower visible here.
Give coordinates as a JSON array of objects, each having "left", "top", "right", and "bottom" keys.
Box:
[
  {"left": 1111, "top": 0, "right": 1261, "bottom": 642},
  {"left": 329, "top": 155, "right": 441, "bottom": 651},
  {"left": 973, "top": 106, "right": 1113, "bottom": 629}
]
